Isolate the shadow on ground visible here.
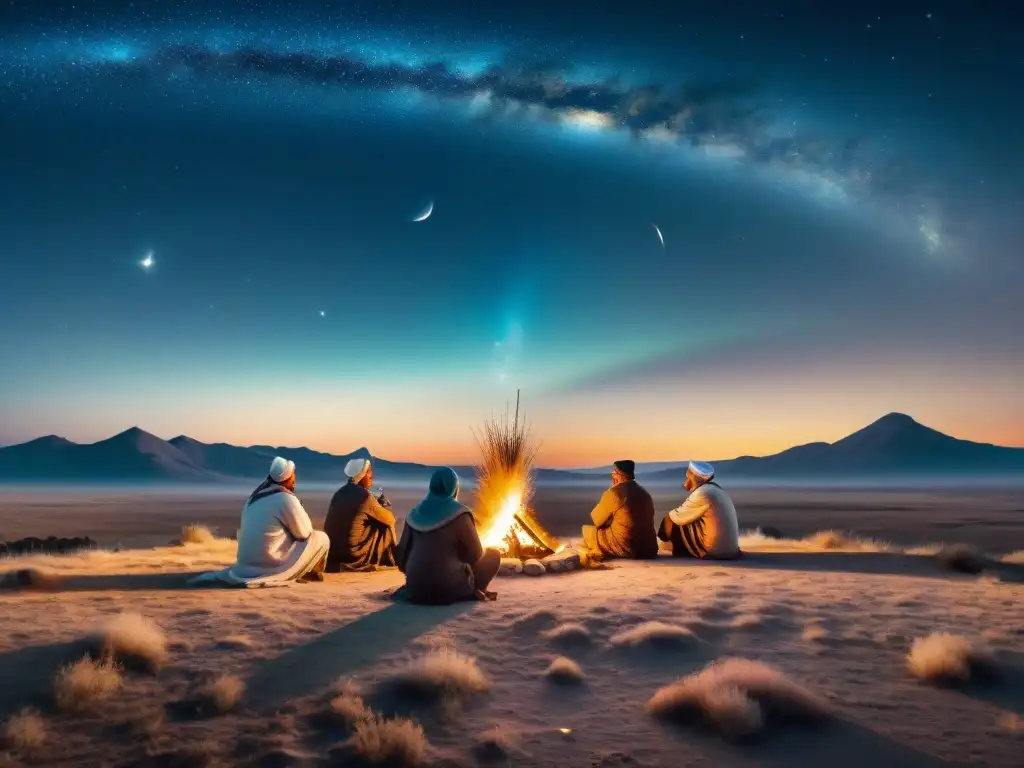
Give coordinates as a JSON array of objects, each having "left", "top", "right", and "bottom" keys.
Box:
[
  {"left": 0, "top": 640, "right": 92, "bottom": 717},
  {"left": 245, "top": 601, "right": 475, "bottom": 710}
]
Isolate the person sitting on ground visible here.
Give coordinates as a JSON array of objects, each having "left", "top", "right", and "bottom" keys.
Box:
[
  {"left": 323, "top": 457, "right": 397, "bottom": 572},
  {"left": 191, "top": 456, "right": 330, "bottom": 587},
  {"left": 657, "top": 461, "right": 740, "bottom": 560},
  {"left": 395, "top": 466, "right": 501, "bottom": 604},
  {"left": 582, "top": 459, "right": 659, "bottom": 560}
]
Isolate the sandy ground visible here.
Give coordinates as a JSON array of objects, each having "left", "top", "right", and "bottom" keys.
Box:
[
  {"left": 0, "top": 526, "right": 1022, "bottom": 767},
  {"left": 2, "top": 485, "right": 1022, "bottom": 553}
]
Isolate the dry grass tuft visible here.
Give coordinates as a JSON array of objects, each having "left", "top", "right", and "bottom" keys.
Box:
[
  {"left": 728, "top": 614, "right": 763, "bottom": 631},
  {"left": 54, "top": 657, "right": 123, "bottom": 712},
  {"left": 647, "top": 657, "right": 831, "bottom": 739},
  {"left": 87, "top": 611, "right": 168, "bottom": 673},
  {"left": 198, "top": 673, "right": 245, "bottom": 714},
  {"left": 512, "top": 608, "right": 558, "bottom": 631},
  {"left": 610, "top": 621, "right": 696, "bottom": 650},
  {"left": 3, "top": 708, "right": 46, "bottom": 751},
  {"left": 385, "top": 649, "right": 490, "bottom": 701},
  {"left": 801, "top": 624, "right": 829, "bottom": 643},
  {"left": 331, "top": 693, "right": 371, "bottom": 727},
  {"left": 336, "top": 714, "right": 429, "bottom": 767},
  {"left": 904, "top": 543, "right": 944, "bottom": 557},
  {"left": 178, "top": 523, "right": 217, "bottom": 545},
  {"left": 907, "top": 633, "right": 997, "bottom": 684},
  {"left": 544, "top": 656, "right": 585, "bottom": 684},
  {"left": 474, "top": 725, "right": 516, "bottom": 761},
  {"left": 215, "top": 634, "right": 253, "bottom": 651},
  {"left": 1002, "top": 550, "right": 1024, "bottom": 565},
  {"left": 541, "top": 622, "right": 592, "bottom": 646},
  {"left": 806, "top": 530, "right": 890, "bottom": 552},
  {"left": 936, "top": 543, "right": 991, "bottom": 574}
]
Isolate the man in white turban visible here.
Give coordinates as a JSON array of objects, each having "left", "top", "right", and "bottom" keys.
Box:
[
  {"left": 657, "top": 461, "right": 740, "bottom": 560},
  {"left": 191, "top": 456, "right": 330, "bottom": 587},
  {"left": 323, "top": 456, "right": 398, "bottom": 571}
]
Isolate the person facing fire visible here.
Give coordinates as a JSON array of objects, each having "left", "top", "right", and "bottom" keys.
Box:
[
  {"left": 396, "top": 466, "right": 501, "bottom": 604},
  {"left": 323, "top": 457, "right": 398, "bottom": 572},
  {"left": 657, "top": 461, "right": 740, "bottom": 560},
  {"left": 581, "top": 459, "right": 659, "bottom": 559}
]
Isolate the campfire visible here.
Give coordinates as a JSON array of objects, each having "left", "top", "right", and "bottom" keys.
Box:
[{"left": 473, "top": 391, "right": 561, "bottom": 561}]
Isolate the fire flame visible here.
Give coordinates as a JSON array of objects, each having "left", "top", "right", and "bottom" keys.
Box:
[{"left": 481, "top": 489, "right": 523, "bottom": 550}]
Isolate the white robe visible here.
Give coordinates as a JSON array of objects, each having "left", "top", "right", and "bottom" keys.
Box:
[
  {"left": 191, "top": 489, "right": 330, "bottom": 588},
  {"left": 668, "top": 482, "right": 740, "bottom": 559}
]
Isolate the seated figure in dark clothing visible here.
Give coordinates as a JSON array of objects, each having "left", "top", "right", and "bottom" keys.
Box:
[
  {"left": 323, "top": 458, "right": 397, "bottom": 572},
  {"left": 581, "top": 459, "right": 659, "bottom": 560},
  {"left": 396, "top": 467, "right": 501, "bottom": 605}
]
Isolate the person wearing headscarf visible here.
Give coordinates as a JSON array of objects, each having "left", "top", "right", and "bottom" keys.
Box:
[
  {"left": 323, "top": 457, "right": 398, "bottom": 572},
  {"left": 581, "top": 459, "right": 659, "bottom": 559},
  {"left": 658, "top": 461, "right": 740, "bottom": 560},
  {"left": 190, "top": 456, "right": 331, "bottom": 587},
  {"left": 395, "top": 466, "right": 501, "bottom": 604}
]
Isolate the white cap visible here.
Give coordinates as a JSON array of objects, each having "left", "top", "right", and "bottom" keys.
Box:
[
  {"left": 344, "top": 457, "right": 371, "bottom": 482},
  {"left": 688, "top": 460, "right": 715, "bottom": 481},
  {"left": 269, "top": 456, "right": 295, "bottom": 483}
]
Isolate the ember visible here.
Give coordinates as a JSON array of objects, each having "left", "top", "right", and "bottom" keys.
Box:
[{"left": 474, "top": 391, "right": 560, "bottom": 560}]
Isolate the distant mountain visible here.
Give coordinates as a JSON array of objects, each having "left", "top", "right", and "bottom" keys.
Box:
[
  {"left": 1, "top": 414, "right": 1020, "bottom": 484},
  {"left": 0, "top": 428, "right": 218, "bottom": 482},
  {"left": 0, "top": 429, "right": 589, "bottom": 484},
  {"left": 644, "top": 413, "right": 1024, "bottom": 480}
]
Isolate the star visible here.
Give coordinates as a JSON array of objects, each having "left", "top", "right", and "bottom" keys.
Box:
[
  {"left": 139, "top": 251, "right": 154, "bottom": 271},
  {"left": 319, "top": 310, "right": 326, "bottom": 317}
]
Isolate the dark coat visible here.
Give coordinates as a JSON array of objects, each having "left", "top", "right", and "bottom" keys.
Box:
[
  {"left": 396, "top": 511, "right": 485, "bottom": 605},
  {"left": 323, "top": 480, "right": 397, "bottom": 571},
  {"left": 590, "top": 479, "right": 659, "bottom": 559}
]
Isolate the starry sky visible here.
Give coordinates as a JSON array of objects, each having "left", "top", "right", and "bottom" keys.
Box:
[{"left": 1, "top": 0, "right": 1022, "bottom": 467}]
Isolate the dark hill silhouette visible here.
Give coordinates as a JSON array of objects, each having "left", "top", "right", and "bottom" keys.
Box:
[
  {"left": 645, "top": 413, "right": 1024, "bottom": 480},
  {"left": 1, "top": 414, "right": 1020, "bottom": 483},
  {"left": 0, "top": 427, "right": 218, "bottom": 481}
]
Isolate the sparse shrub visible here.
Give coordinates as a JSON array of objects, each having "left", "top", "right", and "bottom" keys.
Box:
[
  {"left": 215, "top": 634, "right": 253, "bottom": 651},
  {"left": 3, "top": 708, "right": 46, "bottom": 751},
  {"left": 936, "top": 544, "right": 990, "bottom": 575},
  {"left": 338, "top": 714, "right": 429, "bottom": 767},
  {"left": 1002, "top": 550, "right": 1024, "bottom": 565},
  {"left": 541, "top": 622, "right": 591, "bottom": 646},
  {"left": 810, "top": 530, "right": 847, "bottom": 550},
  {"left": 327, "top": 690, "right": 371, "bottom": 732},
  {"left": 610, "top": 621, "right": 696, "bottom": 649},
  {"left": 907, "top": 633, "right": 996, "bottom": 684},
  {"left": 544, "top": 656, "right": 585, "bottom": 684},
  {"left": 806, "top": 530, "right": 890, "bottom": 552},
  {"left": 178, "top": 524, "right": 216, "bottom": 545},
  {"left": 87, "top": 611, "right": 168, "bottom": 672},
  {"left": 384, "top": 649, "right": 489, "bottom": 700},
  {"left": 54, "top": 657, "right": 123, "bottom": 712},
  {"left": 474, "top": 725, "right": 515, "bottom": 761},
  {"left": 198, "top": 673, "right": 245, "bottom": 714},
  {"left": 729, "top": 614, "right": 763, "bottom": 631},
  {"left": 801, "top": 624, "right": 828, "bottom": 643},
  {"left": 647, "top": 657, "right": 831, "bottom": 739}
]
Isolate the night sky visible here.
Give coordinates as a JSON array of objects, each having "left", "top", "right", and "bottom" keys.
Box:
[{"left": 1, "top": 0, "right": 1021, "bottom": 466}]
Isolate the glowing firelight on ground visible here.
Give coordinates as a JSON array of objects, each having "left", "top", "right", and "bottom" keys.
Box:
[{"left": 481, "top": 489, "right": 524, "bottom": 549}]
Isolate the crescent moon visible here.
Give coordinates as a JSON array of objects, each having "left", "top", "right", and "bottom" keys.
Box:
[
  {"left": 653, "top": 223, "right": 664, "bottom": 248},
  {"left": 412, "top": 200, "right": 434, "bottom": 222}
]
